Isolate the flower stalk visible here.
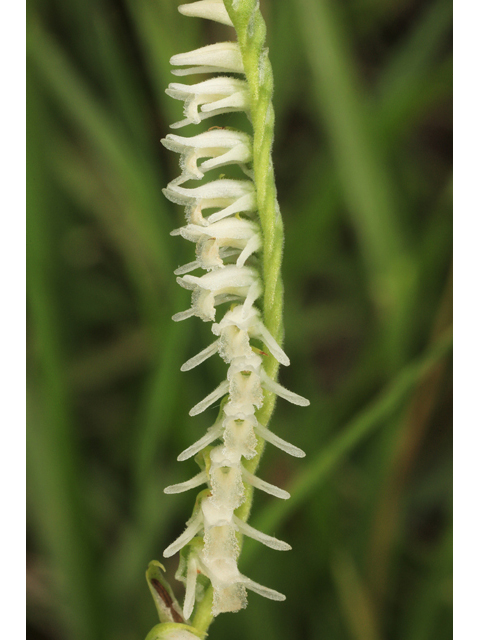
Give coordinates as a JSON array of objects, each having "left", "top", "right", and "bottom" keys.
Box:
[{"left": 148, "top": 0, "right": 309, "bottom": 635}]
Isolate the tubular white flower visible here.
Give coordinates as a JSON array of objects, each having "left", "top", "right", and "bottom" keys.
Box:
[
  {"left": 166, "top": 77, "right": 249, "bottom": 128},
  {"left": 212, "top": 304, "right": 290, "bottom": 365},
  {"left": 171, "top": 217, "right": 261, "bottom": 272},
  {"left": 162, "top": 130, "right": 252, "bottom": 183},
  {"left": 161, "top": 0, "right": 310, "bottom": 621},
  {"left": 170, "top": 42, "right": 244, "bottom": 76},
  {"left": 175, "top": 265, "right": 262, "bottom": 323},
  {"left": 164, "top": 179, "right": 256, "bottom": 226}
]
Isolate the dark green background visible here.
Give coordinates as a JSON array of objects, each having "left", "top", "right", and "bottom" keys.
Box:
[{"left": 26, "top": 0, "right": 452, "bottom": 638}]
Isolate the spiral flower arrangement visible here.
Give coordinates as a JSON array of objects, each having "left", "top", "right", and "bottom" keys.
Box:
[{"left": 146, "top": 1, "right": 309, "bottom": 637}]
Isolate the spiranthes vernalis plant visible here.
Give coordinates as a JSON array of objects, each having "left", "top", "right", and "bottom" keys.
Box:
[{"left": 145, "top": 1, "right": 309, "bottom": 638}]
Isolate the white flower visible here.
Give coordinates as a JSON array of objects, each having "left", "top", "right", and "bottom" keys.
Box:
[
  {"left": 171, "top": 217, "right": 261, "bottom": 272},
  {"left": 165, "top": 439, "right": 290, "bottom": 510},
  {"left": 176, "top": 412, "right": 306, "bottom": 463},
  {"left": 164, "top": 179, "right": 257, "bottom": 226},
  {"left": 166, "top": 77, "right": 249, "bottom": 128},
  {"left": 170, "top": 42, "right": 244, "bottom": 76},
  {"left": 175, "top": 536, "right": 256, "bottom": 619},
  {"left": 188, "top": 361, "right": 309, "bottom": 417},
  {"left": 178, "top": 0, "right": 234, "bottom": 27},
  {"left": 212, "top": 304, "right": 290, "bottom": 365},
  {"left": 167, "top": 494, "right": 288, "bottom": 618},
  {"left": 161, "top": 129, "right": 252, "bottom": 183},
  {"left": 174, "top": 265, "right": 262, "bottom": 323}
]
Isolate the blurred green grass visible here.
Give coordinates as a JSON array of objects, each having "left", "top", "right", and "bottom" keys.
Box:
[{"left": 26, "top": 0, "right": 452, "bottom": 639}]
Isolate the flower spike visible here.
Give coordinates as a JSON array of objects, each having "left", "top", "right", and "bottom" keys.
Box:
[{"left": 157, "top": 0, "right": 309, "bottom": 626}]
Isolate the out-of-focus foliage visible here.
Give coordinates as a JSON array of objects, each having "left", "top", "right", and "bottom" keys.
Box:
[{"left": 26, "top": 0, "right": 452, "bottom": 638}]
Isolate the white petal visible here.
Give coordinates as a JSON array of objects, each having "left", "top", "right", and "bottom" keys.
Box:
[
  {"left": 164, "top": 129, "right": 251, "bottom": 152},
  {"left": 256, "top": 325, "right": 290, "bottom": 366},
  {"left": 179, "top": 265, "right": 259, "bottom": 293},
  {"left": 174, "top": 260, "right": 201, "bottom": 275},
  {"left": 241, "top": 278, "right": 263, "bottom": 316},
  {"left": 167, "top": 77, "right": 246, "bottom": 99},
  {"left": 183, "top": 556, "right": 199, "bottom": 621},
  {"left": 242, "top": 468, "right": 290, "bottom": 500},
  {"left": 170, "top": 108, "right": 242, "bottom": 130},
  {"left": 172, "top": 308, "right": 196, "bottom": 322},
  {"left": 163, "top": 512, "right": 203, "bottom": 558},
  {"left": 164, "top": 178, "right": 254, "bottom": 207},
  {"left": 236, "top": 234, "right": 262, "bottom": 268},
  {"left": 200, "top": 90, "right": 249, "bottom": 113},
  {"left": 260, "top": 369, "right": 310, "bottom": 406},
  {"left": 239, "top": 575, "right": 286, "bottom": 601},
  {"left": 189, "top": 379, "right": 229, "bottom": 416},
  {"left": 254, "top": 422, "right": 306, "bottom": 458},
  {"left": 164, "top": 470, "right": 208, "bottom": 494},
  {"left": 170, "top": 43, "right": 244, "bottom": 75},
  {"left": 233, "top": 516, "right": 291, "bottom": 551},
  {"left": 184, "top": 217, "right": 258, "bottom": 242},
  {"left": 200, "top": 144, "right": 252, "bottom": 173},
  {"left": 177, "top": 422, "right": 224, "bottom": 461},
  {"left": 181, "top": 340, "right": 219, "bottom": 371},
  {"left": 178, "top": 0, "right": 234, "bottom": 27},
  {"left": 206, "top": 193, "right": 257, "bottom": 223}
]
